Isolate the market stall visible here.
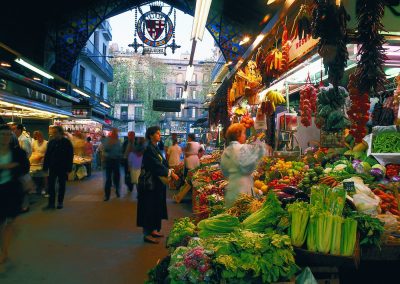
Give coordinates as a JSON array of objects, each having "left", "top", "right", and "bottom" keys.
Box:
[{"left": 149, "top": 0, "right": 400, "bottom": 282}]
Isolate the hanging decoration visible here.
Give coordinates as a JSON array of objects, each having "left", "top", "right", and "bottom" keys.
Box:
[
  {"left": 311, "top": 0, "right": 350, "bottom": 87},
  {"left": 347, "top": 74, "right": 370, "bottom": 143},
  {"left": 281, "top": 21, "right": 290, "bottom": 73},
  {"left": 299, "top": 76, "right": 318, "bottom": 127},
  {"left": 354, "top": 0, "right": 387, "bottom": 93},
  {"left": 129, "top": 1, "right": 181, "bottom": 55},
  {"left": 292, "top": 4, "right": 313, "bottom": 40}
]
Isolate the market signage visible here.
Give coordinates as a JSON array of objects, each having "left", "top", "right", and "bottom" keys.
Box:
[
  {"left": 72, "top": 106, "right": 91, "bottom": 119},
  {"left": 288, "top": 35, "right": 319, "bottom": 63},
  {"left": 129, "top": 2, "right": 181, "bottom": 55}
]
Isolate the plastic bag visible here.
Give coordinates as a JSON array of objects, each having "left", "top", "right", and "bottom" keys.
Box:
[
  {"left": 76, "top": 165, "right": 87, "bottom": 180},
  {"left": 296, "top": 267, "right": 318, "bottom": 284},
  {"left": 343, "top": 177, "right": 375, "bottom": 198},
  {"left": 353, "top": 193, "right": 380, "bottom": 215}
]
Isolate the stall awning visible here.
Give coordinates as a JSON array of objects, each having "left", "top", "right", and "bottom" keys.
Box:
[{"left": 0, "top": 90, "right": 71, "bottom": 119}]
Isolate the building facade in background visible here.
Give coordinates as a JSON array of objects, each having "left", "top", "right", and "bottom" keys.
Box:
[{"left": 109, "top": 48, "right": 214, "bottom": 138}]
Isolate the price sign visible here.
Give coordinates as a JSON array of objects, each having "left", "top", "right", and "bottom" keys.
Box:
[{"left": 343, "top": 181, "right": 355, "bottom": 193}]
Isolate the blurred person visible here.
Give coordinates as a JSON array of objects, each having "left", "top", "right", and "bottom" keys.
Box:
[
  {"left": 103, "top": 128, "right": 121, "bottom": 201},
  {"left": 72, "top": 131, "right": 85, "bottom": 157},
  {"left": 43, "top": 126, "right": 73, "bottom": 210},
  {"left": 0, "top": 124, "right": 30, "bottom": 265},
  {"left": 164, "top": 133, "right": 177, "bottom": 161},
  {"left": 14, "top": 124, "right": 32, "bottom": 158},
  {"left": 167, "top": 138, "right": 182, "bottom": 167},
  {"left": 220, "top": 123, "right": 270, "bottom": 207},
  {"left": 137, "top": 126, "right": 179, "bottom": 244},
  {"left": 31, "top": 131, "right": 48, "bottom": 196},
  {"left": 96, "top": 135, "right": 106, "bottom": 170},
  {"left": 122, "top": 131, "right": 135, "bottom": 192},
  {"left": 183, "top": 134, "right": 203, "bottom": 178},
  {"left": 84, "top": 137, "right": 94, "bottom": 177},
  {"left": 128, "top": 137, "right": 145, "bottom": 193}
]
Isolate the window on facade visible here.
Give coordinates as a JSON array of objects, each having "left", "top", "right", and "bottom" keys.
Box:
[
  {"left": 192, "top": 73, "right": 197, "bottom": 84},
  {"left": 176, "top": 87, "right": 183, "bottom": 98},
  {"left": 91, "top": 75, "right": 96, "bottom": 93},
  {"left": 121, "top": 106, "right": 128, "bottom": 120},
  {"left": 191, "top": 107, "right": 196, "bottom": 118},
  {"left": 177, "top": 73, "right": 184, "bottom": 84},
  {"left": 79, "top": 65, "right": 85, "bottom": 88},
  {"left": 102, "top": 43, "right": 107, "bottom": 63},
  {"left": 100, "top": 82, "right": 104, "bottom": 98},
  {"left": 135, "top": 106, "right": 143, "bottom": 120},
  {"left": 203, "top": 74, "right": 209, "bottom": 83},
  {"left": 176, "top": 111, "right": 181, "bottom": 118}
]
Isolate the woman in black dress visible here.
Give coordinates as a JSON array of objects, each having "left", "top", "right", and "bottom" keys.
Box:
[
  {"left": 0, "top": 124, "right": 30, "bottom": 265},
  {"left": 137, "top": 126, "right": 179, "bottom": 244}
]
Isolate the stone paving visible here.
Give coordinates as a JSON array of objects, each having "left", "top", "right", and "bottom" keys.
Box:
[{"left": 0, "top": 170, "right": 191, "bottom": 284}]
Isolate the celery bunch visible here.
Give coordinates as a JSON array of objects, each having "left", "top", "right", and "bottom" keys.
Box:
[
  {"left": 287, "top": 202, "right": 310, "bottom": 247},
  {"left": 341, "top": 218, "right": 358, "bottom": 256}
]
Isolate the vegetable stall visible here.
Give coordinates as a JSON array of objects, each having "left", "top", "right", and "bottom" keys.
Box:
[{"left": 151, "top": 0, "right": 400, "bottom": 282}]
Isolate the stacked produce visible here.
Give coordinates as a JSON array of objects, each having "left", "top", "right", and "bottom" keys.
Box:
[
  {"left": 316, "top": 85, "right": 350, "bottom": 132},
  {"left": 197, "top": 214, "right": 240, "bottom": 238},
  {"left": 300, "top": 84, "right": 317, "bottom": 127},
  {"left": 167, "top": 217, "right": 197, "bottom": 248},
  {"left": 240, "top": 115, "right": 254, "bottom": 129},
  {"left": 372, "top": 131, "right": 400, "bottom": 153},
  {"left": 347, "top": 74, "right": 370, "bottom": 143}
]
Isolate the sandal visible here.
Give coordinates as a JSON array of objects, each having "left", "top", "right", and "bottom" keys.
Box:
[
  {"left": 151, "top": 232, "right": 164, "bottom": 238},
  {"left": 144, "top": 236, "right": 159, "bottom": 244}
]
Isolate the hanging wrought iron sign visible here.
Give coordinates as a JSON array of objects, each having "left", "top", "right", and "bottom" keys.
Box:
[{"left": 129, "top": 1, "right": 181, "bottom": 55}]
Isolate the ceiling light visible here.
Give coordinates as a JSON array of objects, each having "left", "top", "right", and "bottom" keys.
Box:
[
  {"left": 33, "top": 77, "right": 41, "bottom": 81},
  {"left": 100, "top": 101, "right": 111, "bottom": 108},
  {"left": 0, "top": 62, "right": 11, "bottom": 68},
  {"left": 267, "top": 0, "right": 277, "bottom": 4},
  {"left": 15, "top": 58, "right": 54, "bottom": 79},
  {"left": 185, "top": 65, "right": 195, "bottom": 82},
  {"left": 191, "top": 0, "right": 212, "bottom": 41},
  {"left": 0, "top": 100, "right": 68, "bottom": 118},
  {"left": 253, "top": 34, "right": 265, "bottom": 47},
  {"left": 73, "top": 88, "right": 90, "bottom": 98},
  {"left": 239, "top": 36, "right": 251, "bottom": 45},
  {"left": 59, "top": 88, "right": 67, "bottom": 92},
  {"left": 225, "top": 61, "right": 233, "bottom": 66}
]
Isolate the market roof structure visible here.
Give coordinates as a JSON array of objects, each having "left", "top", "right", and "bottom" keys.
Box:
[{"left": 0, "top": 0, "right": 282, "bottom": 80}]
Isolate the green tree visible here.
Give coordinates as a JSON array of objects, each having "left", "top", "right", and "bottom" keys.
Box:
[{"left": 108, "top": 56, "right": 168, "bottom": 127}]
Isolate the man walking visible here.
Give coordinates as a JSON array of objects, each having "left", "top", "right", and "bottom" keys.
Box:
[{"left": 43, "top": 126, "right": 73, "bottom": 209}]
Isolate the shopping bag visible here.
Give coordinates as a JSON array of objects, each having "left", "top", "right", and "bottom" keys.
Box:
[{"left": 130, "top": 168, "right": 140, "bottom": 184}]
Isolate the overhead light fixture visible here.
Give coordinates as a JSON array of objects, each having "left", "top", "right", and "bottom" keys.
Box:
[
  {"left": 59, "top": 88, "right": 67, "bottom": 92},
  {"left": 239, "top": 36, "right": 251, "bottom": 46},
  {"left": 225, "top": 61, "right": 233, "bottom": 66},
  {"left": 15, "top": 58, "right": 54, "bottom": 79},
  {"left": 73, "top": 88, "right": 90, "bottom": 98},
  {"left": 0, "top": 100, "right": 68, "bottom": 119},
  {"left": 33, "top": 77, "right": 41, "bottom": 81},
  {"left": 191, "top": 0, "right": 212, "bottom": 41},
  {"left": 253, "top": 34, "right": 265, "bottom": 47},
  {"left": 267, "top": 0, "right": 277, "bottom": 4},
  {"left": 185, "top": 65, "right": 195, "bottom": 82},
  {"left": 0, "top": 62, "right": 11, "bottom": 68},
  {"left": 100, "top": 101, "right": 111, "bottom": 108}
]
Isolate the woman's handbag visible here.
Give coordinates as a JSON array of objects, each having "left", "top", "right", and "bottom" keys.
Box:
[{"left": 138, "top": 167, "right": 154, "bottom": 192}]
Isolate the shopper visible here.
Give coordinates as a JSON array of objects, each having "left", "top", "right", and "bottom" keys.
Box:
[
  {"left": 0, "top": 124, "right": 30, "bottom": 265},
  {"left": 103, "top": 128, "right": 122, "bottom": 201},
  {"left": 43, "top": 126, "right": 74, "bottom": 210},
  {"left": 84, "top": 137, "right": 94, "bottom": 177},
  {"left": 96, "top": 135, "right": 106, "bottom": 170},
  {"left": 14, "top": 124, "right": 33, "bottom": 212},
  {"left": 31, "top": 131, "right": 48, "bottom": 196},
  {"left": 220, "top": 123, "right": 268, "bottom": 208},
  {"left": 184, "top": 133, "right": 203, "bottom": 178},
  {"left": 167, "top": 138, "right": 182, "bottom": 167},
  {"left": 122, "top": 131, "right": 135, "bottom": 192},
  {"left": 128, "top": 137, "right": 145, "bottom": 193},
  {"left": 137, "top": 126, "right": 179, "bottom": 244},
  {"left": 164, "top": 132, "right": 177, "bottom": 161}
]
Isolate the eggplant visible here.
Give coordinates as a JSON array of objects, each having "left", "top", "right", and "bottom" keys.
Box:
[
  {"left": 282, "top": 186, "right": 299, "bottom": 195},
  {"left": 294, "top": 191, "right": 309, "bottom": 199},
  {"left": 281, "top": 197, "right": 297, "bottom": 207},
  {"left": 275, "top": 192, "right": 293, "bottom": 200},
  {"left": 296, "top": 197, "right": 310, "bottom": 203}
]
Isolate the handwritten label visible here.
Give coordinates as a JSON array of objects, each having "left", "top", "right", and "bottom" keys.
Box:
[{"left": 343, "top": 181, "right": 355, "bottom": 193}]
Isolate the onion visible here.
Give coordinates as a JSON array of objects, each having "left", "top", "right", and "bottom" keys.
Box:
[
  {"left": 370, "top": 168, "right": 384, "bottom": 180},
  {"left": 391, "top": 176, "right": 400, "bottom": 182}
]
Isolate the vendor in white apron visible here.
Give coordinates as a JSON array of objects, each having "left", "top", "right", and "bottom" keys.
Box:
[{"left": 220, "top": 123, "right": 267, "bottom": 208}]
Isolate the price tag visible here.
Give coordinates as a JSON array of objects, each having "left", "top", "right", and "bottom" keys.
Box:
[{"left": 343, "top": 181, "right": 355, "bottom": 193}]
